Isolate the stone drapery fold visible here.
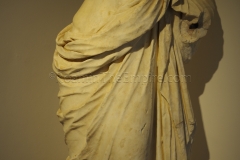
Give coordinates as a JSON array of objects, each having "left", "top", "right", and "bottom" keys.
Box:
[{"left": 52, "top": 0, "right": 214, "bottom": 159}]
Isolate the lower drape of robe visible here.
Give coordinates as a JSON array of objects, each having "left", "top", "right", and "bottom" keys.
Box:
[
  {"left": 57, "top": 16, "right": 192, "bottom": 160},
  {"left": 53, "top": 0, "right": 214, "bottom": 160}
]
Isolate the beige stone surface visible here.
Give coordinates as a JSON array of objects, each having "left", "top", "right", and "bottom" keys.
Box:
[{"left": 52, "top": 0, "right": 214, "bottom": 159}]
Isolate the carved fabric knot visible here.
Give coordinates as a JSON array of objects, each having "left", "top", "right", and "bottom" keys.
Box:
[{"left": 180, "top": 9, "right": 212, "bottom": 44}]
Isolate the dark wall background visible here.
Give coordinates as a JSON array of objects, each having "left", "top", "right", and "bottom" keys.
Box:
[
  {"left": 0, "top": 1, "right": 83, "bottom": 159},
  {"left": 0, "top": 0, "right": 239, "bottom": 160}
]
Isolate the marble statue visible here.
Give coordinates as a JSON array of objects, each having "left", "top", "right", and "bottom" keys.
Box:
[{"left": 52, "top": 0, "right": 214, "bottom": 159}]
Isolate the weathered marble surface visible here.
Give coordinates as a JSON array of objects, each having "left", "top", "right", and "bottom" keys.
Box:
[{"left": 53, "top": 0, "right": 214, "bottom": 159}]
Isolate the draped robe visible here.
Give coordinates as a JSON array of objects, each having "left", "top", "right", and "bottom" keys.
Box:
[{"left": 52, "top": 0, "right": 214, "bottom": 159}]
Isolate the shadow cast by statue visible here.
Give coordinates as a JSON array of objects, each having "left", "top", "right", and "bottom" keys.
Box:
[{"left": 184, "top": 2, "right": 223, "bottom": 160}]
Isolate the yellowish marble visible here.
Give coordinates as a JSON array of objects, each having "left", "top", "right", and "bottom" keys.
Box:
[{"left": 53, "top": 0, "right": 214, "bottom": 159}]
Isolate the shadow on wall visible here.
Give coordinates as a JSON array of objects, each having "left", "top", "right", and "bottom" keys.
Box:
[{"left": 185, "top": 2, "right": 224, "bottom": 160}]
